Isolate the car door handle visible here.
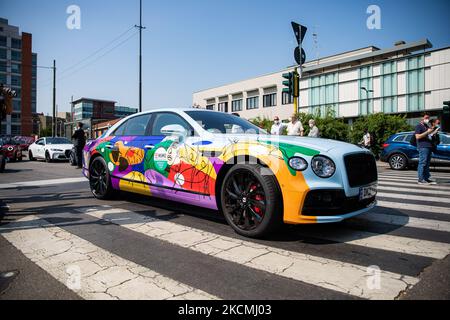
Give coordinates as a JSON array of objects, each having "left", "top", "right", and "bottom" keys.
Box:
[
  {"left": 105, "top": 144, "right": 114, "bottom": 149},
  {"left": 144, "top": 145, "right": 155, "bottom": 150}
]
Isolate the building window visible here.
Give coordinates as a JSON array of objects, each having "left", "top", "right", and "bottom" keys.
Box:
[
  {"left": 0, "top": 73, "right": 6, "bottom": 85},
  {"left": 246, "top": 96, "right": 259, "bottom": 110},
  {"left": 282, "top": 92, "right": 294, "bottom": 105},
  {"left": 11, "top": 38, "right": 21, "bottom": 49},
  {"left": 263, "top": 93, "right": 276, "bottom": 108},
  {"left": 358, "top": 66, "right": 373, "bottom": 115},
  {"left": 11, "top": 75, "right": 21, "bottom": 86},
  {"left": 11, "top": 50, "right": 21, "bottom": 61},
  {"left": 406, "top": 56, "right": 425, "bottom": 112},
  {"left": 0, "top": 36, "right": 6, "bottom": 47},
  {"left": 381, "top": 61, "right": 397, "bottom": 113},
  {"left": 0, "top": 48, "right": 6, "bottom": 59},
  {"left": 309, "top": 72, "right": 339, "bottom": 117},
  {"left": 218, "top": 102, "right": 228, "bottom": 113},
  {"left": 0, "top": 61, "right": 6, "bottom": 72},
  {"left": 206, "top": 104, "right": 214, "bottom": 110},
  {"left": 231, "top": 99, "right": 242, "bottom": 112},
  {"left": 11, "top": 63, "right": 21, "bottom": 74}
]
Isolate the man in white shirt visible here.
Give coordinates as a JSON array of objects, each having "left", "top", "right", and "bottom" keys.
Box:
[
  {"left": 287, "top": 114, "right": 304, "bottom": 136},
  {"left": 270, "top": 116, "right": 286, "bottom": 135},
  {"left": 308, "top": 119, "right": 320, "bottom": 138}
]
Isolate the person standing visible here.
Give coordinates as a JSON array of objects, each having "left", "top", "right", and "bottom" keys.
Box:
[
  {"left": 415, "top": 114, "right": 438, "bottom": 185},
  {"left": 287, "top": 114, "right": 304, "bottom": 136},
  {"left": 72, "top": 122, "right": 86, "bottom": 169},
  {"left": 270, "top": 116, "right": 286, "bottom": 135},
  {"left": 361, "top": 129, "right": 372, "bottom": 149},
  {"left": 308, "top": 119, "right": 320, "bottom": 138}
]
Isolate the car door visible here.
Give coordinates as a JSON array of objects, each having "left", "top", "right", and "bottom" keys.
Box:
[
  {"left": 106, "top": 113, "right": 152, "bottom": 184},
  {"left": 35, "top": 138, "right": 46, "bottom": 158},
  {"left": 145, "top": 112, "right": 209, "bottom": 194},
  {"left": 434, "top": 133, "right": 450, "bottom": 161}
]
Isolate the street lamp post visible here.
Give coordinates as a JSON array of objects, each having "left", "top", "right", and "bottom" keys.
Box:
[{"left": 361, "top": 87, "right": 374, "bottom": 114}]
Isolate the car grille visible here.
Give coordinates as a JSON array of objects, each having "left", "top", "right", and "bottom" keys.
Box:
[
  {"left": 344, "top": 153, "right": 378, "bottom": 188},
  {"left": 302, "top": 190, "right": 376, "bottom": 216},
  {"left": 65, "top": 150, "right": 71, "bottom": 158}
]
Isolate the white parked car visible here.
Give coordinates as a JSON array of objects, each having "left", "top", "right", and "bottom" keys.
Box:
[{"left": 28, "top": 137, "right": 74, "bottom": 162}]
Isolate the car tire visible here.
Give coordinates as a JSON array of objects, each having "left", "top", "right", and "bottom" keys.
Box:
[
  {"left": 45, "top": 151, "right": 52, "bottom": 163},
  {"left": 89, "top": 156, "right": 116, "bottom": 200},
  {"left": 389, "top": 153, "right": 407, "bottom": 170},
  {"left": 29, "top": 151, "right": 36, "bottom": 161},
  {"left": 220, "top": 164, "right": 282, "bottom": 238},
  {"left": 69, "top": 151, "right": 77, "bottom": 166},
  {"left": 0, "top": 154, "right": 5, "bottom": 173}
]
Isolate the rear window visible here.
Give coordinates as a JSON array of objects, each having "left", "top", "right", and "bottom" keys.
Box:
[{"left": 392, "top": 135, "right": 406, "bottom": 142}]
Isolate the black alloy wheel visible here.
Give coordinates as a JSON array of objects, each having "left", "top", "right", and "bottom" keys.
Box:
[
  {"left": 221, "top": 164, "right": 282, "bottom": 238},
  {"left": 29, "top": 150, "right": 36, "bottom": 161},
  {"left": 89, "top": 157, "right": 115, "bottom": 200}
]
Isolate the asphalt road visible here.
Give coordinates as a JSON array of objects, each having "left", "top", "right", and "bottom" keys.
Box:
[{"left": 0, "top": 159, "right": 449, "bottom": 300}]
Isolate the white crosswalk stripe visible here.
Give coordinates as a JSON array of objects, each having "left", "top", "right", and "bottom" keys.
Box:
[
  {"left": 377, "top": 192, "right": 450, "bottom": 204},
  {"left": 78, "top": 206, "right": 420, "bottom": 300},
  {"left": 377, "top": 200, "right": 450, "bottom": 214},
  {"left": 0, "top": 215, "right": 218, "bottom": 300},
  {"left": 378, "top": 186, "right": 450, "bottom": 196},
  {"left": 353, "top": 211, "right": 450, "bottom": 232},
  {"left": 2, "top": 168, "right": 450, "bottom": 300}
]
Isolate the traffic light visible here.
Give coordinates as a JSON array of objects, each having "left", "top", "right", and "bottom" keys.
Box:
[
  {"left": 293, "top": 71, "right": 299, "bottom": 98},
  {"left": 282, "top": 72, "right": 294, "bottom": 95}
]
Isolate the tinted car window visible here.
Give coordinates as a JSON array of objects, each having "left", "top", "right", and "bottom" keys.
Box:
[
  {"left": 185, "top": 110, "right": 267, "bottom": 134},
  {"left": 440, "top": 134, "right": 450, "bottom": 145},
  {"left": 113, "top": 122, "right": 127, "bottom": 136},
  {"left": 36, "top": 139, "right": 44, "bottom": 145},
  {"left": 46, "top": 138, "right": 71, "bottom": 144},
  {"left": 393, "top": 135, "right": 406, "bottom": 142},
  {"left": 151, "top": 113, "right": 193, "bottom": 136},
  {"left": 122, "top": 114, "right": 152, "bottom": 136},
  {"left": 405, "top": 134, "right": 413, "bottom": 143}
]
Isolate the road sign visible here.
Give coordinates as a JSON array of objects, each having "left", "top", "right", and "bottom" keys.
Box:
[
  {"left": 294, "top": 47, "right": 306, "bottom": 65},
  {"left": 291, "top": 22, "right": 307, "bottom": 45}
]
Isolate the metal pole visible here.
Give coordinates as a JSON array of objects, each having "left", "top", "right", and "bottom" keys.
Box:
[
  {"left": 52, "top": 60, "right": 56, "bottom": 137},
  {"left": 139, "top": 0, "right": 142, "bottom": 113}
]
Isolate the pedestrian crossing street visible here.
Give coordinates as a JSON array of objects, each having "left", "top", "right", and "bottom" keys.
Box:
[{"left": 1, "top": 168, "right": 449, "bottom": 300}]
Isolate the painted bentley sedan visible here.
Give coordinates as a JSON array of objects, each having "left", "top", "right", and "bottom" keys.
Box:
[{"left": 82, "top": 109, "right": 378, "bottom": 237}]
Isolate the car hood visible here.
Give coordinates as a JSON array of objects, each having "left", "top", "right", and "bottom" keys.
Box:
[
  {"left": 215, "top": 134, "right": 363, "bottom": 154},
  {"left": 46, "top": 144, "right": 73, "bottom": 149}
]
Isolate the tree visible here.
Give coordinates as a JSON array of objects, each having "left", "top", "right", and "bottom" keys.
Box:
[
  {"left": 249, "top": 116, "right": 272, "bottom": 132},
  {"left": 349, "top": 113, "right": 413, "bottom": 156},
  {"left": 299, "top": 107, "right": 349, "bottom": 141},
  {"left": 39, "top": 127, "right": 53, "bottom": 138}
]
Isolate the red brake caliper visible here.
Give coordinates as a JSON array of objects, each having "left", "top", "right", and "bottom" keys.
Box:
[{"left": 250, "top": 184, "right": 264, "bottom": 216}]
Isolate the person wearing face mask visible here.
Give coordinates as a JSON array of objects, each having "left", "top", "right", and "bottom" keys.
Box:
[
  {"left": 308, "top": 119, "right": 320, "bottom": 138},
  {"left": 415, "top": 114, "right": 439, "bottom": 185},
  {"left": 270, "top": 116, "right": 286, "bottom": 135},
  {"left": 287, "top": 114, "right": 304, "bottom": 136}
]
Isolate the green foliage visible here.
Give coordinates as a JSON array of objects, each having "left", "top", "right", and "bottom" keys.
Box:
[
  {"left": 299, "top": 107, "right": 349, "bottom": 141},
  {"left": 249, "top": 109, "right": 412, "bottom": 157},
  {"left": 249, "top": 116, "right": 272, "bottom": 132},
  {"left": 39, "top": 127, "right": 52, "bottom": 138},
  {"left": 349, "top": 113, "right": 413, "bottom": 156}
]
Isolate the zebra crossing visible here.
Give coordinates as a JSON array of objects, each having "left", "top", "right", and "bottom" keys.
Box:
[{"left": 0, "top": 167, "right": 449, "bottom": 300}]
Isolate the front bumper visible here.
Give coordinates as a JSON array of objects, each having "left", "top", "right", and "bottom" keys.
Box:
[{"left": 51, "top": 150, "right": 72, "bottom": 160}]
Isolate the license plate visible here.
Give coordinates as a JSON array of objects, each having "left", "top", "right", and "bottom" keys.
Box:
[{"left": 359, "top": 184, "right": 377, "bottom": 201}]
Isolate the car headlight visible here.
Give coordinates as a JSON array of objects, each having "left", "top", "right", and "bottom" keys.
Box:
[
  {"left": 311, "top": 155, "right": 336, "bottom": 178},
  {"left": 288, "top": 157, "right": 308, "bottom": 171},
  {"left": 51, "top": 149, "right": 63, "bottom": 152},
  {"left": 7, "top": 146, "right": 14, "bottom": 151}
]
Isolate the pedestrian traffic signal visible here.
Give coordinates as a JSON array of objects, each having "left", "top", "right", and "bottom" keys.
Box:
[{"left": 282, "top": 72, "right": 294, "bottom": 96}]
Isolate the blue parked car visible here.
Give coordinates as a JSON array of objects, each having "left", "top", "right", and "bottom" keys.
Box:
[{"left": 380, "top": 131, "right": 450, "bottom": 170}]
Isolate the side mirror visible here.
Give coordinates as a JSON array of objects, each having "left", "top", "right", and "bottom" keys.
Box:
[{"left": 161, "top": 124, "right": 187, "bottom": 142}]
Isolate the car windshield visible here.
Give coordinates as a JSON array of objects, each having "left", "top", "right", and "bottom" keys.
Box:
[
  {"left": 185, "top": 111, "right": 268, "bottom": 135},
  {"left": 0, "top": 137, "right": 15, "bottom": 145},
  {"left": 46, "top": 138, "right": 72, "bottom": 145}
]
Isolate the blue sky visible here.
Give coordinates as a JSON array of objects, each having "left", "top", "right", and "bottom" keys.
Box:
[{"left": 1, "top": 0, "right": 449, "bottom": 115}]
